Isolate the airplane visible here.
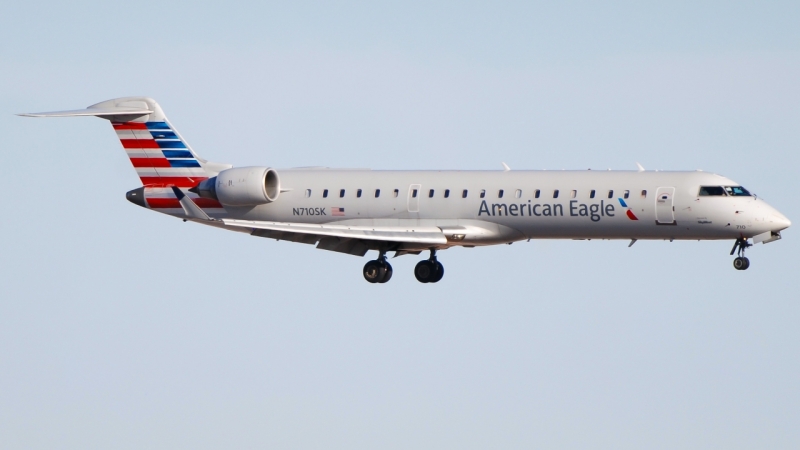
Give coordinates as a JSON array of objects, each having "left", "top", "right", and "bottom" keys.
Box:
[{"left": 21, "top": 97, "right": 791, "bottom": 283}]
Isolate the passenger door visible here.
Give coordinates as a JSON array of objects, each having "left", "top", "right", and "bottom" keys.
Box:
[{"left": 655, "top": 187, "right": 676, "bottom": 225}]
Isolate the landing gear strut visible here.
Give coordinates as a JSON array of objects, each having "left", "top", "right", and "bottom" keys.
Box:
[
  {"left": 414, "top": 249, "right": 444, "bottom": 283},
  {"left": 363, "top": 251, "right": 393, "bottom": 283},
  {"left": 730, "top": 238, "right": 751, "bottom": 271}
]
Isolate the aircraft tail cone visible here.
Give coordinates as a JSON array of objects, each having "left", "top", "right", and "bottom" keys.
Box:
[{"left": 126, "top": 187, "right": 147, "bottom": 208}]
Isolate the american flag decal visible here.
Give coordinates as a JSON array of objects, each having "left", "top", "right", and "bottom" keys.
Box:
[{"left": 331, "top": 207, "right": 345, "bottom": 216}]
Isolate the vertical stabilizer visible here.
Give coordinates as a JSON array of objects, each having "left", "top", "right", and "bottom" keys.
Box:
[{"left": 21, "top": 97, "right": 231, "bottom": 215}]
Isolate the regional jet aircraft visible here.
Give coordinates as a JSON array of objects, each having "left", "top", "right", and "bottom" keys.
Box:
[{"left": 21, "top": 97, "right": 791, "bottom": 283}]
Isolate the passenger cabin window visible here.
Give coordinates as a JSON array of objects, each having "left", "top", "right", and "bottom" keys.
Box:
[
  {"left": 444, "top": 189, "right": 450, "bottom": 198},
  {"left": 534, "top": 189, "right": 541, "bottom": 199},
  {"left": 339, "top": 189, "right": 345, "bottom": 198},
  {"left": 570, "top": 190, "right": 577, "bottom": 199},
  {"left": 725, "top": 186, "right": 752, "bottom": 196},
  {"left": 429, "top": 189, "right": 435, "bottom": 198},
  {"left": 323, "top": 189, "right": 329, "bottom": 198},
  {"left": 498, "top": 189, "right": 504, "bottom": 198},
  {"left": 515, "top": 189, "right": 522, "bottom": 198},
  {"left": 462, "top": 189, "right": 468, "bottom": 198},
  {"left": 393, "top": 189, "right": 399, "bottom": 197},
  {"left": 607, "top": 190, "right": 614, "bottom": 199},
  {"left": 375, "top": 189, "right": 381, "bottom": 198},
  {"left": 624, "top": 190, "right": 630, "bottom": 199},
  {"left": 590, "top": 190, "right": 596, "bottom": 198},
  {"left": 357, "top": 189, "right": 362, "bottom": 198},
  {"left": 641, "top": 190, "right": 647, "bottom": 198},
  {"left": 553, "top": 189, "right": 559, "bottom": 199},
  {"left": 480, "top": 190, "right": 486, "bottom": 198},
  {"left": 412, "top": 189, "right": 418, "bottom": 198},
  {"left": 699, "top": 186, "right": 726, "bottom": 196},
  {"left": 305, "top": 189, "right": 311, "bottom": 198}
]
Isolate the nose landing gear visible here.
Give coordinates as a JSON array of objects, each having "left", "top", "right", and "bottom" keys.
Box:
[
  {"left": 730, "top": 238, "right": 751, "bottom": 271},
  {"left": 414, "top": 249, "right": 444, "bottom": 283},
  {"left": 363, "top": 252, "right": 393, "bottom": 283}
]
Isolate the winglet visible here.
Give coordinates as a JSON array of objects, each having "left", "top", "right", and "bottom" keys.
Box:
[
  {"left": 502, "top": 162, "right": 511, "bottom": 171},
  {"left": 636, "top": 162, "right": 645, "bottom": 172},
  {"left": 171, "top": 186, "right": 212, "bottom": 221}
]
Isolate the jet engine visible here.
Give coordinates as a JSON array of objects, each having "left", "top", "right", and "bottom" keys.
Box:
[{"left": 193, "top": 166, "right": 280, "bottom": 206}]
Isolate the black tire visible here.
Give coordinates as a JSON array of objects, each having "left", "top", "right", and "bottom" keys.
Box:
[
  {"left": 363, "top": 260, "right": 385, "bottom": 283},
  {"left": 741, "top": 257, "right": 750, "bottom": 270},
  {"left": 430, "top": 261, "right": 444, "bottom": 283},
  {"left": 414, "top": 260, "right": 433, "bottom": 283},
  {"left": 379, "top": 263, "right": 393, "bottom": 283},
  {"left": 733, "top": 257, "right": 746, "bottom": 270}
]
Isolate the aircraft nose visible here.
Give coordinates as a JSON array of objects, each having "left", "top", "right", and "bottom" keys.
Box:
[
  {"left": 767, "top": 206, "right": 791, "bottom": 231},
  {"left": 773, "top": 213, "right": 791, "bottom": 231},
  {"left": 755, "top": 200, "right": 791, "bottom": 232}
]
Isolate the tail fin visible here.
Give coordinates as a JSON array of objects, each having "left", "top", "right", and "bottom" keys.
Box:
[{"left": 20, "top": 97, "right": 230, "bottom": 188}]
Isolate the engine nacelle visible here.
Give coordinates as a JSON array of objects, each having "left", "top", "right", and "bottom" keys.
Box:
[{"left": 194, "top": 166, "right": 280, "bottom": 206}]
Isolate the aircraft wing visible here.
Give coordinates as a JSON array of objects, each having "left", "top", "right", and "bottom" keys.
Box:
[
  {"left": 168, "top": 187, "right": 447, "bottom": 255},
  {"left": 222, "top": 219, "right": 447, "bottom": 244},
  {"left": 220, "top": 218, "right": 448, "bottom": 256}
]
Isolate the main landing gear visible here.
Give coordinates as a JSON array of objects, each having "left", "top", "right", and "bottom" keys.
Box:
[
  {"left": 362, "top": 249, "right": 445, "bottom": 284},
  {"left": 414, "top": 249, "right": 444, "bottom": 283},
  {"left": 363, "top": 252, "right": 393, "bottom": 283},
  {"left": 730, "top": 238, "right": 752, "bottom": 271}
]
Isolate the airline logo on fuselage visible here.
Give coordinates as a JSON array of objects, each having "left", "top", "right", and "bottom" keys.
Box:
[
  {"left": 618, "top": 198, "right": 639, "bottom": 220},
  {"left": 478, "top": 199, "right": 618, "bottom": 222}
]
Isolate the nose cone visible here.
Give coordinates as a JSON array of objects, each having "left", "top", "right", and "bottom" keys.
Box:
[
  {"left": 764, "top": 201, "right": 791, "bottom": 231},
  {"left": 772, "top": 212, "right": 791, "bottom": 231}
]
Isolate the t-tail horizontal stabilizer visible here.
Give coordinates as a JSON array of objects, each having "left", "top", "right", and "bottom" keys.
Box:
[
  {"left": 18, "top": 107, "right": 153, "bottom": 118},
  {"left": 18, "top": 98, "right": 155, "bottom": 123}
]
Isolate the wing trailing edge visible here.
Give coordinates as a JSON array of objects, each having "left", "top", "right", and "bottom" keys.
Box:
[{"left": 221, "top": 219, "right": 448, "bottom": 245}]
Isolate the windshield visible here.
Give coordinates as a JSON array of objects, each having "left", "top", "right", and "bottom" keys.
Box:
[
  {"left": 698, "top": 186, "right": 752, "bottom": 197},
  {"left": 698, "top": 186, "right": 726, "bottom": 196},
  {"left": 725, "top": 186, "right": 752, "bottom": 196}
]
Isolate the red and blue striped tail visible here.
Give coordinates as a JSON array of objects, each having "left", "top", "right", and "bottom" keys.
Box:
[
  {"left": 21, "top": 96, "right": 229, "bottom": 214},
  {"left": 114, "top": 121, "right": 208, "bottom": 188}
]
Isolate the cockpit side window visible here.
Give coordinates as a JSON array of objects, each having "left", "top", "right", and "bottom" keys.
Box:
[
  {"left": 698, "top": 186, "right": 726, "bottom": 196},
  {"left": 725, "top": 186, "right": 752, "bottom": 196}
]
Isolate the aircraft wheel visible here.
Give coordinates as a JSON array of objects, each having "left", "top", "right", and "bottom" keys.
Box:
[
  {"left": 363, "top": 260, "right": 386, "bottom": 283},
  {"left": 414, "top": 260, "right": 434, "bottom": 283},
  {"left": 733, "top": 257, "right": 750, "bottom": 271},
  {"left": 379, "top": 262, "right": 393, "bottom": 283},
  {"left": 430, "top": 261, "right": 444, "bottom": 283}
]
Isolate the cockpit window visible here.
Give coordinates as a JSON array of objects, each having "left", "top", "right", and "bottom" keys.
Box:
[
  {"left": 725, "top": 186, "right": 752, "bottom": 196},
  {"left": 698, "top": 186, "right": 726, "bottom": 196}
]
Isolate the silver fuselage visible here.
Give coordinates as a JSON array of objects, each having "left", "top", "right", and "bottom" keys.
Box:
[{"left": 181, "top": 169, "right": 790, "bottom": 250}]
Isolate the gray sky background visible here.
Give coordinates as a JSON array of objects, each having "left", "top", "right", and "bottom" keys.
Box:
[{"left": 1, "top": 1, "right": 799, "bottom": 449}]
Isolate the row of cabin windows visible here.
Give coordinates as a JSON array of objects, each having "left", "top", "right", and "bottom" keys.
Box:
[{"left": 306, "top": 188, "right": 649, "bottom": 199}]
